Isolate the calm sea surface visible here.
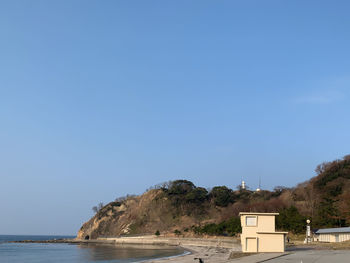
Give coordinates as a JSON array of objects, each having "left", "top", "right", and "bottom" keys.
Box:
[{"left": 0, "top": 235, "right": 186, "bottom": 263}]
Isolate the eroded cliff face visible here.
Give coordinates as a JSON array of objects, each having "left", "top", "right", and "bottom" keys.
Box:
[
  {"left": 77, "top": 190, "right": 167, "bottom": 239},
  {"left": 77, "top": 188, "right": 219, "bottom": 239},
  {"left": 77, "top": 201, "right": 130, "bottom": 239}
]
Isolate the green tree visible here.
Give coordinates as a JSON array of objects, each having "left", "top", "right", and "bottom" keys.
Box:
[
  {"left": 185, "top": 187, "right": 208, "bottom": 204},
  {"left": 193, "top": 217, "right": 241, "bottom": 236},
  {"left": 174, "top": 229, "right": 181, "bottom": 236},
  {"left": 168, "top": 180, "right": 195, "bottom": 195},
  {"left": 210, "top": 186, "right": 235, "bottom": 207},
  {"left": 315, "top": 198, "right": 345, "bottom": 227},
  {"left": 276, "top": 206, "right": 306, "bottom": 233},
  {"left": 225, "top": 217, "right": 242, "bottom": 234}
]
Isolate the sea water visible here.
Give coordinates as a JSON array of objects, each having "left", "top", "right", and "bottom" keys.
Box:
[{"left": 0, "top": 235, "right": 186, "bottom": 263}]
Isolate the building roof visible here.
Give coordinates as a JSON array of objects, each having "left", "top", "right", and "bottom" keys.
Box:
[
  {"left": 239, "top": 212, "right": 279, "bottom": 216},
  {"left": 257, "top": 231, "right": 288, "bottom": 234},
  {"left": 315, "top": 227, "right": 350, "bottom": 234}
]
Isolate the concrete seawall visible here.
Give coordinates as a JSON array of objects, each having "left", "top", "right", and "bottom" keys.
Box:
[{"left": 97, "top": 236, "right": 241, "bottom": 250}]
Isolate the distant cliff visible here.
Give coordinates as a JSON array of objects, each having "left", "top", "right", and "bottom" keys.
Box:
[{"left": 78, "top": 155, "right": 350, "bottom": 239}]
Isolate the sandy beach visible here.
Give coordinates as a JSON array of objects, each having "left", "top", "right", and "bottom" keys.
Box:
[
  {"left": 147, "top": 245, "right": 288, "bottom": 263},
  {"left": 147, "top": 245, "right": 240, "bottom": 263},
  {"left": 147, "top": 244, "right": 350, "bottom": 263}
]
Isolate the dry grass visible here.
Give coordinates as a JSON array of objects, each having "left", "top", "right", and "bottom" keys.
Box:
[
  {"left": 288, "top": 233, "right": 306, "bottom": 241},
  {"left": 287, "top": 239, "right": 350, "bottom": 250},
  {"left": 314, "top": 240, "right": 350, "bottom": 250}
]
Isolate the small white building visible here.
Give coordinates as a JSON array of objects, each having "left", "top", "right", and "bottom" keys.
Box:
[
  {"left": 314, "top": 227, "right": 350, "bottom": 242},
  {"left": 240, "top": 212, "right": 288, "bottom": 253}
]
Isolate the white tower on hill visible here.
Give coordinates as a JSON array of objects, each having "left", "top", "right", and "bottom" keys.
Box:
[
  {"left": 256, "top": 177, "right": 261, "bottom": 192},
  {"left": 241, "top": 180, "right": 246, "bottom": 190}
]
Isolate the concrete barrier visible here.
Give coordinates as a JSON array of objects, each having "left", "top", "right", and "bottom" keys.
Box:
[{"left": 97, "top": 236, "right": 241, "bottom": 250}]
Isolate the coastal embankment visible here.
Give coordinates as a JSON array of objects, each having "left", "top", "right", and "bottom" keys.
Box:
[
  {"left": 11, "top": 235, "right": 241, "bottom": 249},
  {"left": 97, "top": 235, "right": 241, "bottom": 250}
]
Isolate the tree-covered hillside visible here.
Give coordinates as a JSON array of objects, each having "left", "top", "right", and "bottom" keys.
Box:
[{"left": 294, "top": 155, "right": 350, "bottom": 228}]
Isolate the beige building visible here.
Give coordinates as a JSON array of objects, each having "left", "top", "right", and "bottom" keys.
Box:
[
  {"left": 314, "top": 227, "right": 350, "bottom": 242},
  {"left": 240, "top": 212, "right": 287, "bottom": 253}
]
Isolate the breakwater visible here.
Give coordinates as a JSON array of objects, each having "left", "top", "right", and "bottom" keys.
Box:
[{"left": 10, "top": 235, "right": 241, "bottom": 250}]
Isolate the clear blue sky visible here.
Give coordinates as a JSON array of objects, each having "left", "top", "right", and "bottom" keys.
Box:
[{"left": 1, "top": 0, "right": 349, "bottom": 235}]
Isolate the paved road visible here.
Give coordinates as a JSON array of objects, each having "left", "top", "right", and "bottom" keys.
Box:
[{"left": 266, "top": 250, "right": 350, "bottom": 263}]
